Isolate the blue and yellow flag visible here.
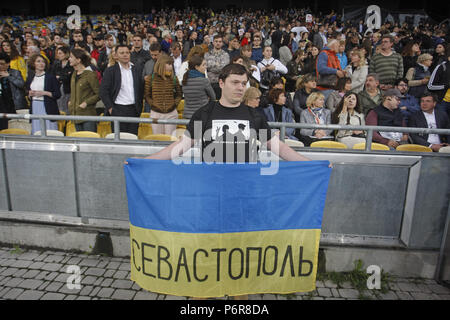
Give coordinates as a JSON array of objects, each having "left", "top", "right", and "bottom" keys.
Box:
[{"left": 124, "top": 159, "right": 331, "bottom": 298}]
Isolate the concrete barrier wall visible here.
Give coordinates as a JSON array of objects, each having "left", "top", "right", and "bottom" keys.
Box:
[
  {"left": 0, "top": 137, "right": 448, "bottom": 250},
  {"left": 0, "top": 136, "right": 449, "bottom": 278}
]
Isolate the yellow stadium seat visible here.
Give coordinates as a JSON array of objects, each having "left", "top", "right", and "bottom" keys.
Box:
[
  {"left": 138, "top": 112, "right": 153, "bottom": 138},
  {"left": 0, "top": 128, "right": 30, "bottom": 135},
  {"left": 67, "top": 131, "right": 101, "bottom": 138},
  {"left": 34, "top": 130, "right": 64, "bottom": 137},
  {"left": 352, "top": 142, "right": 390, "bottom": 151},
  {"left": 105, "top": 132, "right": 138, "bottom": 140},
  {"left": 177, "top": 100, "right": 185, "bottom": 119},
  {"left": 97, "top": 113, "right": 112, "bottom": 138},
  {"left": 310, "top": 141, "right": 347, "bottom": 149},
  {"left": 65, "top": 121, "right": 76, "bottom": 136},
  {"left": 142, "top": 134, "right": 177, "bottom": 141},
  {"left": 58, "top": 111, "right": 66, "bottom": 133},
  {"left": 396, "top": 144, "right": 432, "bottom": 152}
]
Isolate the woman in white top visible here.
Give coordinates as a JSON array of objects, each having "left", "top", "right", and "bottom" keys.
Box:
[
  {"left": 176, "top": 45, "right": 207, "bottom": 85},
  {"left": 331, "top": 92, "right": 366, "bottom": 149},
  {"left": 257, "top": 46, "right": 288, "bottom": 91},
  {"left": 25, "top": 54, "right": 61, "bottom": 134},
  {"left": 344, "top": 49, "right": 368, "bottom": 94}
]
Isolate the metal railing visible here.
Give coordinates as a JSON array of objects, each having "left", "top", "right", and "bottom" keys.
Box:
[{"left": 2, "top": 113, "right": 450, "bottom": 152}]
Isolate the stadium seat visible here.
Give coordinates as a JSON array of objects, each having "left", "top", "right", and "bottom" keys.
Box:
[
  {"left": 285, "top": 139, "right": 304, "bottom": 147},
  {"left": 58, "top": 111, "right": 66, "bottom": 133},
  {"left": 439, "top": 146, "right": 450, "bottom": 153},
  {"left": 138, "top": 112, "right": 153, "bottom": 139},
  {"left": 177, "top": 100, "right": 185, "bottom": 119},
  {"left": 396, "top": 144, "right": 432, "bottom": 152},
  {"left": 34, "top": 130, "right": 64, "bottom": 137},
  {"left": 142, "top": 134, "right": 177, "bottom": 141},
  {"left": 67, "top": 131, "right": 101, "bottom": 138},
  {"left": 65, "top": 121, "right": 76, "bottom": 136},
  {"left": 0, "top": 128, "right": 30, "bottom": 135},
  {"left": 97, "top": 113, "right": 112, "bottom": 138},
  {"left": 105, "top": 132, "right": 138, "bottom": 140},
  {"left": 310, "top": 141, "right": 347, "bottom": 149},
  {"left": 352, "top": 142, "right": 390, "bottom": 150}
]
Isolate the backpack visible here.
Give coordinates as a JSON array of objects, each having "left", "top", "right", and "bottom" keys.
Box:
[{"left": 260, "top": 59, "right": 280, "bottom": 88}]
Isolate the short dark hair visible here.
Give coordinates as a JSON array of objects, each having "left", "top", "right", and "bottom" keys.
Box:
[
  {"left": 218, "top": 63, "right": 248, "bottom": 82},
  {"left": 116, "top": 44, "right": 130, "bottom": 52},
  {"left": 133, "top": 33, "right": 144, "bottom": 40},
  {"left": 149, "top": 42, "right": 161, "bottom": 52},
  {"left": 420, "top": 92, "right": 438, "bottom": 102},
  {"left": 270, "top": 77, "right": 284, "bottom": 88},
  {"left": 381, "top": 34, "right": 394, "bottom": 43},
  {"left": 394, "top": 78, "right": 409, "bottom": 86},
  {"left": 0, "top": 52, "right": 11, "bottom": 63}
]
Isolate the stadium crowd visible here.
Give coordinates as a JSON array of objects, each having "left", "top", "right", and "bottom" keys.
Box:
[{"left": 0, "top": 7, "right": 449, "bottom": 151}]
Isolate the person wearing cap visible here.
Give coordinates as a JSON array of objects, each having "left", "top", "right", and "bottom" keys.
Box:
[
  {"left": 408, "top": 92, "right": 450, "bottom": 152},
  {"left": 90, "top": 35, "right": 105, "bottom": 65},
  {"left": 365, "top": 88, "right": 409, "bottom": 149}
]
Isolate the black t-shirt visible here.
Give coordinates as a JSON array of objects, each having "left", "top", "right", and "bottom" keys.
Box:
[{"left": 186, "top": 102, "right": 274, "bottom": 163}]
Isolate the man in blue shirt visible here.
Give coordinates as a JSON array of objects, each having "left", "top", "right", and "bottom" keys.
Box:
[{"left": 395, "top": 78, "right": 420, "bottom": 126}]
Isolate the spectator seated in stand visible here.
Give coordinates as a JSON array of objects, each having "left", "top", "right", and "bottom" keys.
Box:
[
  {"left": 395, "top": 78, "right": 420, "bottom": 126},
  {"left": 299, "top": 91, "right": 333, "bottom": 146},
  {"left": 331, "top": 92, "right": 366, "bottom": 149},
  {"left": 262, "top": 88, "right": 298, "bottom": 141},
  {"left": 365, "top": 88, "right": 409, "bottom": 149},
  {"left": 408, "top": 93, "right": 450, "bottom": 152}
]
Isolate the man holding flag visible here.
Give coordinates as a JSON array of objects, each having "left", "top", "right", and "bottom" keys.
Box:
[
  {"left": 142, "top": 63, "right": 312, "bottom": 164},
  {"left": 124, "top": 63, "right": 332, "bottom": 299}
]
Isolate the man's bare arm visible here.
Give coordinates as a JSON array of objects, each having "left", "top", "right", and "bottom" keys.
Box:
[
  {"left": 266, "top": 135, "right": 311, "bottom": 161},
  {"left": 145, "top": 135, "right": 194, "bottom": 160}
]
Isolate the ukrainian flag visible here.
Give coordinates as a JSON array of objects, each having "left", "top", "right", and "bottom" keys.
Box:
[{"left": 124, "top": 159, "right": 331, "bottom": 298}]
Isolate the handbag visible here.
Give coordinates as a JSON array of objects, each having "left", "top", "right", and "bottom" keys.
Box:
[{"left": 317, "top": 73, "right": 338, "bottom": 88}]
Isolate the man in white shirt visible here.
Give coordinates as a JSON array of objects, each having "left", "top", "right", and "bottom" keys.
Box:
[
  {"left": 170, "top": 42, "right": 183, "bottom": 77},
  {"left": 99, "top": 45, "right": 143, "bottom": 135},
  {"left": 408, "top": 93, "right": 450, "bottom": 152}
]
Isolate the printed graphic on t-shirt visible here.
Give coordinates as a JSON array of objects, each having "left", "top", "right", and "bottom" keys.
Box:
[{"left": 211, "top": 120, "right": 250, "bottom": 143}]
